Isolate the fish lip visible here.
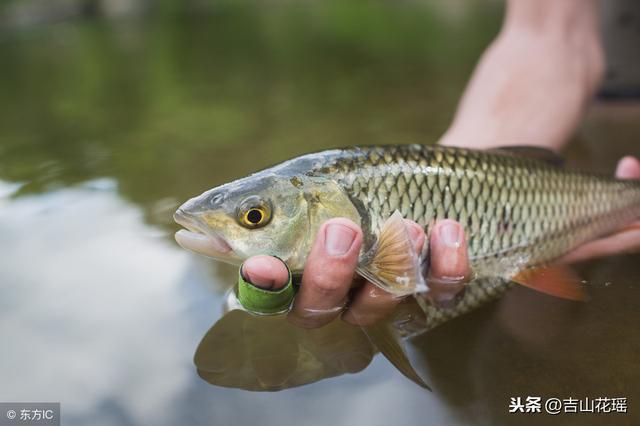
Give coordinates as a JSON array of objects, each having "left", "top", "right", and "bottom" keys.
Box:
[
  {"left": 173, "top": 209, "right": 200, "bottom": 232},
  {"left": 173, "top": 208, "right": 233, "bottom": 254}
]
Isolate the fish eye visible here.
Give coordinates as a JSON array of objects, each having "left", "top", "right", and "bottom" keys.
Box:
[
  {"left": 244, "top": 208, "right": 265, "bottom": 225},
  {"left": 237, "top": 196, "right": 272, "bottom": 229}
]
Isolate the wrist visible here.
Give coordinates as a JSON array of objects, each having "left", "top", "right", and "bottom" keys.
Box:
[
  {"left": 439, "top": 15, "right": 604, "bottom": 152},
  {"left": 502, "top": 0, "right": 604, "bottom": 92}
]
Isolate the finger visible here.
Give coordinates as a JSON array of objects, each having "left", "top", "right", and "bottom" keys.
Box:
[
  {"left": 288, "top": 218, "right": 362, "bottom": 329},
  {"left": 405, "top": 219, "right": 426, "bottom": 253},
  {"left": 427, "top": 220, "right": 470, "bottom": 308},
  {"left": 342, "top": 284, "right": 402, "bottom": 326},
  {"left": 343, "top": 219, "right": 424, "bottom": 326},
  {"left": 615, "top": 156, "right": 640, "bottom": 180},
  {"left": 430, "top": 220, "right": 470, "bottom": 279},
  {"left": 241, "top": 255, "right": 290, "bottom": 290}
]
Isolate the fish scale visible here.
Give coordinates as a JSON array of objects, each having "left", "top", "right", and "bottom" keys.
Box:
[
  {"left": 175, "top": 144, "right": 640, "bottom": 333},
  {"left": 329, "top": 145, "right": 639, "bottom": 267},
  {"left": 315, "top": 144, "right": 640, "bottom": 331}
]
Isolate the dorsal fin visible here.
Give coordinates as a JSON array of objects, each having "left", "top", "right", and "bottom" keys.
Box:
[
  {"left": 491, "top": 146, "right": 564, "bottom": 167},
  {"left": 511, "top": 264, "right": 588, "bottom": 301},
  {"left": 356, "top": 211, "right": 426, "bottom": 296}
]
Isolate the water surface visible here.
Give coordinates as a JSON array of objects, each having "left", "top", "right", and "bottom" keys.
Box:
[{"left": 0, "top": 2, "right": 638, "bottom": 425}]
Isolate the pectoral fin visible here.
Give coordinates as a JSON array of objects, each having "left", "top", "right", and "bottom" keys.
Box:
[
  {"left": 357, "top": 211, "right": 426, "bottom": 296},
  {"left": 511, "top": 265, "right": 588, "bottom": 302}
]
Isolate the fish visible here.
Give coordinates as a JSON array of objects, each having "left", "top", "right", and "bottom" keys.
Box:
[{"left": 174, "top": 144, "right": 640, "bottom": 332}]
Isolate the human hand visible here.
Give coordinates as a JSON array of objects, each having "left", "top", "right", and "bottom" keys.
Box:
[{"left": 240, "top": 219, "right": 471, "bottom": 328}]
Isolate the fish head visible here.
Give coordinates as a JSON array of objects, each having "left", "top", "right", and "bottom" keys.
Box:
[{"left": 174, "top": 170, "right": 361, "bottom": 271}]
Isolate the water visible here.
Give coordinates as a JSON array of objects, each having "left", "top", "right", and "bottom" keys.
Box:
[{"left": 0, "top": 2, "right": 639, "bottom": 425}]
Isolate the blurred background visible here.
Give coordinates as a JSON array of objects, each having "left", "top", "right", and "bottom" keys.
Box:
[
  {"left": 0, "top": 0, "right": 502, "bottom": 212},
  {"left": 0, "top": 1, "right": 638, "bottom": 426}
]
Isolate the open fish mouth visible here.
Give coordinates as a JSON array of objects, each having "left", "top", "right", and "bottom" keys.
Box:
[{"left": 173, "top": 209, "right": 233, "bottom": 256}]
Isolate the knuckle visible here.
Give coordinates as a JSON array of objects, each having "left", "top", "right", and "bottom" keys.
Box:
[
  {"left": 304, "top": 257, "right": 357, "bottom": 294},
  {"left": 310, "top": 273, "right": 348, "bottom": 293}
]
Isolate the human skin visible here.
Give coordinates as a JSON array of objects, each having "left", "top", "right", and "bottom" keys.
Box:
[{"left": 241, "top": 0, "right": 640, "bottom": 328}]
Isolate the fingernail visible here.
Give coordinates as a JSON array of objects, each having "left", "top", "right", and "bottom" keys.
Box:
[
  {"left": 407, "top": 223, "right": 423, "bottom": 246},
  {"left": 440, "top": 222, "right": 462, "bottom": 248},
  {"left": 240, "top": 256, "right": 289, "bottom": 290},
  {"left": 325, "top": 224, "right": 356, "bottom": 256},
  {"left": 241, "top": 267, "right": 274, "bottom": 288},
  {"left": 616, "top": 156, "right": 640, "bottom": 180}
]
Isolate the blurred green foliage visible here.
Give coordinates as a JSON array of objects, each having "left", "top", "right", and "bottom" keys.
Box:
[{"left": 0, "top": 0, "right": 501, "bottom": 227}]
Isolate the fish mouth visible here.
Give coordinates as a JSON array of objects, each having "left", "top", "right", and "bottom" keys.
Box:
[{"left": 173, "top": 209, "right": 233, "bottom": 257}]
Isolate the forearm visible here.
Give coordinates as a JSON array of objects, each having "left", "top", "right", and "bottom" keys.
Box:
[{"left": 439, "top": 0, "right": 604, "bottom": 151}]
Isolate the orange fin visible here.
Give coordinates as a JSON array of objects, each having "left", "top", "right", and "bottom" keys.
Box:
[{"left": 512, "top": 265, "right": 589, "bottom": 302}]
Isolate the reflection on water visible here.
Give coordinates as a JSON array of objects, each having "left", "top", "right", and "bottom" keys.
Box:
[
  {"left": 195, "top": 309, "right": 374, "bottom": 391},
  {"left": 0, "top": 180, "right": 205, "bottom": 423},
  {"left": 196, "top": 293, "right": 434, "bottom": 391},
  {"left": 0, "top": 179, "right": 460, "bottom": 425},
  {"left": 1, "top": 1, "right": 639, "bottom": 425}
]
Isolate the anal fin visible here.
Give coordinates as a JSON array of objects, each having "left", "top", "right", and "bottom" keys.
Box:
[
  {"left": 357, "top": 211, "right": 425, "bottom": 297},
  {"left": 511, "top": 264, "right": 588, "bottom": 302}
]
